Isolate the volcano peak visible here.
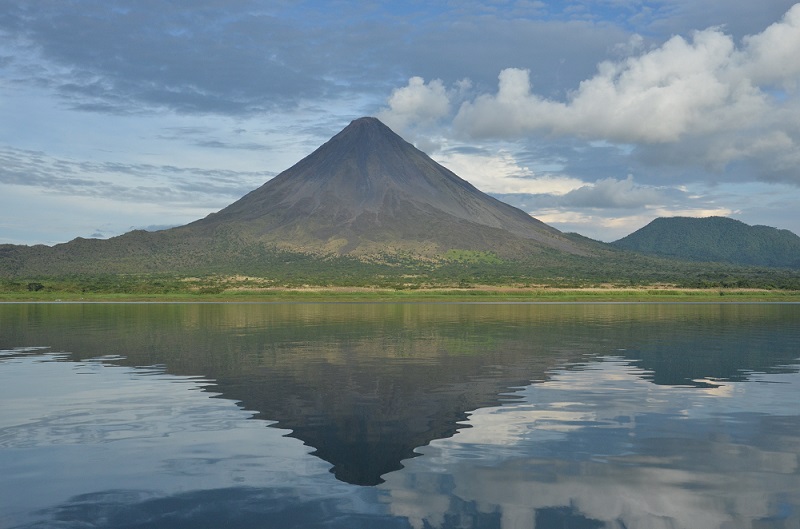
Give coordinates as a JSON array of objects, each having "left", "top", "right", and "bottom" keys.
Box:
[{"left": 193, "top": 117, "right": 586, "bottom": 257}]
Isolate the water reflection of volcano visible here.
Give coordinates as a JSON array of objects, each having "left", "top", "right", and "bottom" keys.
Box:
[{"left": 2, "top": 302, "right": 798, "bottom": 487}]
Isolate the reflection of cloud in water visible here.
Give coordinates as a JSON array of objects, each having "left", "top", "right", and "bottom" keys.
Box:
[
  {"left": 381, "top": 358, "right": 800, "bottom": 529},
  {"left": 0, "top": 354, "right": 359, "bottom": 527}
]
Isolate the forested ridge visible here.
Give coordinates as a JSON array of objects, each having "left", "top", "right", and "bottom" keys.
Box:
[{"left": 612, "top": 216, "right": 800, "bottom": 268}]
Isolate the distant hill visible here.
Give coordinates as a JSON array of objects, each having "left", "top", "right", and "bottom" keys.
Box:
[{"left": 612, "top": 216, "right": 800, "bottom": 268}]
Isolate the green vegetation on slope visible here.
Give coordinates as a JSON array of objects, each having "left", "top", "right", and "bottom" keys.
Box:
[{"left": 3, "top": 240, "right": 800, "bottom": 300}]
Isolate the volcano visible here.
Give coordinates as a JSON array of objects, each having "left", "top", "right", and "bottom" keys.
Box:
[
  {"left": 181, "top": 117, "right": 585, "bottom": 257},
  {"left": 1, "top": 117, "right": 597, "bottom": 276}
]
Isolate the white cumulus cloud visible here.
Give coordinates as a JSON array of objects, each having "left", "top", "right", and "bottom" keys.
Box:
[
  {"left": 741, "top": 3, "right": 800, "bottom": 86},
  {"left": 453, "top": 28, "right": 773, "bottom": 144},
  {"left": 448, "top": 3, "right": 800, "bottom": 183},
  {"left": 433, "top": 149, "right": 584, "bottom": 195},
  {"left": 560, "top": 175, "right": 666, "bottom": 209},
  {"left": 377, "top": 77, "right": 451, "bottom": 132}
]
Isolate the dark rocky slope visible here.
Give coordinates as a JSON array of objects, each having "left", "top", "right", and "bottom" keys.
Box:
[{"left": 182, "top": 117, "right": 586, "bottom": 257}]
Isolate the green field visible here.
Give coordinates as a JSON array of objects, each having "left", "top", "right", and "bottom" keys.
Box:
[
  {"left": 4, "top": 247, "right": 800, "bottom": 304},
  {"left": 3, "top": 283, "right": 799, "bottom": 303}
]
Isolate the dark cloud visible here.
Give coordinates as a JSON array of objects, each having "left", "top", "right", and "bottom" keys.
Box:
[
  {"left": 0, "top": 1, "right": 339, "bottom": 114},
  {"left": 642, "top": 0, "right": 800, "bottom": 40},
  {"left": 386, "top": 17, "right": 629, "bottom": 100},
  {"left": 0, "top": 0, "right": 634, "bottom": 116},
  {"left": 2, "top": 0, "right": 797, "bottom": 118}
]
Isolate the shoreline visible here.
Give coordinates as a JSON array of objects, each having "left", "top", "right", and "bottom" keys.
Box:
[{"left": 3, "top": 286, "right": 800, "bottom": 303}]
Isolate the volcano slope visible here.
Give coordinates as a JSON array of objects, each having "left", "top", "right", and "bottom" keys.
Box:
[{"left": 180, "top": 117, "right": 587, "bottom": 257}]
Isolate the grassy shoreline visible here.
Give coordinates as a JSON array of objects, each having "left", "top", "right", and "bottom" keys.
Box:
[{"left": 3, "top": 286, "right": 800, "bottom": 303}]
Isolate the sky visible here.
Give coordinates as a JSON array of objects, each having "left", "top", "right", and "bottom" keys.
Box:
[{"left": 2, "top": 0, "right": 800, "bottom": 245}]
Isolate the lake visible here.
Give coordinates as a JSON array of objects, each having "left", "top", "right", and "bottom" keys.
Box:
[{"left": 1, "top": 302, "right": 799, "bottom": 529}]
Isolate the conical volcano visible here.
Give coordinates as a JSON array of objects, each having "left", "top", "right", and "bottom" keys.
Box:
[
  {"left": 0, "top": 117, "right": 595, "bottom": 277},
  {"left": 191, "top": 117, "right": 584, "bottom": 257}
]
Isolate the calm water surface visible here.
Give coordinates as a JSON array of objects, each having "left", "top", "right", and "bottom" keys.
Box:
[{"left": 1, "top": 303, "right": 799, "bottom": 528}]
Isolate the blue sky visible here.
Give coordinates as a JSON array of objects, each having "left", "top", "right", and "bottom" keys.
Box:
[{"left": 2, "top": 0, "right": 800, "bottom": 244}]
